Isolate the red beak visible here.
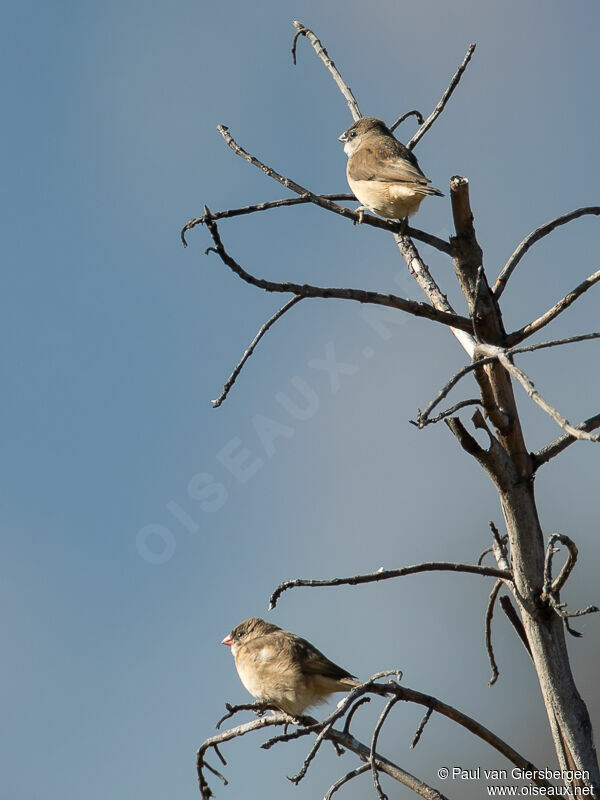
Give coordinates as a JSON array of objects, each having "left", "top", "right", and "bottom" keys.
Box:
[{"left": 221, "top": 633, "right": 233, "bottom": 646}]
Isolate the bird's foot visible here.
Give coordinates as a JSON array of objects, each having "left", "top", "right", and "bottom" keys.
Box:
[{"left": 354, "top": 206, "right": 367, "bottom": 225}]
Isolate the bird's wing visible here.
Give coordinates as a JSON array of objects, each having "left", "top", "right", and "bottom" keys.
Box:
[
  {"left": 348, "top": 144, "right": 430, "bottom": 185},
  {"left": 285, "top": 633, "right": 357, "bottom": 681}
]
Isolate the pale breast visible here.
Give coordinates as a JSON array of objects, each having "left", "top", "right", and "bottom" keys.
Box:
[{"left": 348, "top": 176, "right": 424, "bottom": 219}]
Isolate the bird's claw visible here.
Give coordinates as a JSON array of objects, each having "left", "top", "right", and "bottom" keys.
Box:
[{"left": 354, "top": 206, "right": 366, "bottom": 225}]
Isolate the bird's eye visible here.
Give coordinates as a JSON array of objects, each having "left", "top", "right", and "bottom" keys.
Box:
[{"left": 350, "top": 131, "right": 357, "bottom": 138}]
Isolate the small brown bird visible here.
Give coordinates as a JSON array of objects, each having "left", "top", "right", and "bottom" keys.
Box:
[
  {"left": 222, "top": 617, "right": 360, "bottom": 717},
  {"left": 339, "top": 116, "right": 443, "bottom": 221}
]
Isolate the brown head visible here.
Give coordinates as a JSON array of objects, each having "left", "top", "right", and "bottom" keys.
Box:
[
  {"left": 221, "top": 617, "right": 281, "bottom": 650},
  {"left": 338, "top": 117, "right": 392, "bottom": 156}
]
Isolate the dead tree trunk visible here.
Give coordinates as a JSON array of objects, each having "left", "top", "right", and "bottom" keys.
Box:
[{"left": 446, "top": 178, "right": 599, "bottom": 790}]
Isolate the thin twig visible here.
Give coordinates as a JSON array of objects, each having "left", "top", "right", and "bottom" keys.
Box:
[
  {"left": 343, "top": 697, "right": 371, "bottom": 735},
  {"left": 324, "top": 764, "right": 371, "bottom": 799},
  {"left": 541, "top": 534, "right": 599, "bottom": 637},
  {"left": 485, "top": 579, "right": 503, "bottom": 686},
  {"left": 262, "top": 672, "right": 401, "bottom": 751},
  {"left": 494, "top": 207, "right": 600, "bottom": 299},
  {"left": 216, "top": 124, "right": 354, "bottom": 216},
  {"left": 216, "top": 700, "right": 274, "bottom": 729},
  {"left": 542, "top": 534, "right": 563, "bottom": 601},
  {"left": 408, "top": 44, "right": 477, "bottom": 149},
  {"left": 499, "top": 596, "right": 533, "bottom": 659},
  {"left": 203, "top": 210, "right": 472, "bottom": 331},
  {"left": 548, "top": 600, "right": 599, "bottom": 638},
  {"left": 504, "top": 331, "right": 600, "bottom": 355},
  {"left": 506, "top": 267, "right": 600, "bottom": 346},
  {"left": 370, "top": 697, "right": 401, "bottom": 800},
  {"left": 212, "top": 296, "right": 302, "bottom": 407},
  {"left": 181, "top": 194, "right": 350, "bottom": 245},
  {"left": 472, "top": 263, "right": 485, "bottom": 341},
  {"left": 533, "top": 413, "right": 600, "bottom": 469},
  {"left": 269, "top": 561, "right": 511, "bottom": 608},
  {"left": 489, "top": 521, "right": 510, "bottom": 571},
  {"left": 420, "top": 361, "right": 486, "bottom": 423},
  {"left": 390, "top": 110, "right": 424, "bottom": 133},
  {"left": 411, "top": 704, "right": 434, "bottom": 749},
  {"left": 498, "top": 352, "right": 600, "bottom": 442},
  {"left": 291, "top": 21, "right": 361, "bottom": 120},
  {"left": 272, "top": 673, "right": 401, "bottom": 785},
  {"left": 197, "top": 713, "right": 288, "bottom": 798},
  {"left": 410, "top": 398, "right": 482, "bottom": 428}
]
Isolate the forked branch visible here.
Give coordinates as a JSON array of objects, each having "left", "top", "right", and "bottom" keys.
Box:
[
  {"left": 181, "top": 194, "right": 452, "bottom": 254},
  {"left": 197, "top": 674, "right": 552, "bottom": 799},
  {"left": 203, "top": 210, "right": 472, "bottom": 331}
]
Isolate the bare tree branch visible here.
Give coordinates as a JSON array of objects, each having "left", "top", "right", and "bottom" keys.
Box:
[
  {"left": 408, "top": 44, "right": 477, "bottom": 149},
  {"left": 394, "top": 232, "right": 477, "bottom": 357},
  {"left": 203, "top": 210, "right": 473, "bottom": 331},
  {"left": 259, "top": 672, "right": 450, "bottom": 799},
  {"left": 197, "top": 713, "right": 284, "bottom": 798},
  {"left": 181, "top": 194, "right": 349, "bottom": 245},
  {"left": 181, "top": 195, "right": 452, "bottom": 254},
  {"left": 540, "top": 534, "right": 599, "bottom": 636},
  {"left": 533, "top": 412, "right": 600, "bottom": 469},
  {"left": 325, "top": 764, "right": 371, "bottom": 799},
  {"left": 343, "top": 696, "right": 371, "bottom": 734},
  {"left": 417, "top": 332, "right": 600, "bottom": 427},
  {"left": 410, "top": 398, "right": 482, "bottom": 428},
  {"left": 212, "top": 296, "right": 302, "bottom": 408},
  {"left": 216, "top": 700, "right": 274, "bottom": 730},
  {"left": 497, "top": 352, "right": 600, "bottom": 443},
  {"left": 494, "top": 207, "right": 600, "bottom": 299},
  {"left": 485, "top": 579, "right": 503, "bottom": 686},
  {"left": 501, "top": 331, "right": 600, "bottom": 356},
  {"left": 499, "top": 596, "right": 533, "bottom": 659},
  {"left": 542, "top": 534, "right": 578, "bottom": 597},
  {"left": 444, "top": 414, "right": 486, "bottom": 457},
  {"left": 269, "top": 561, "right": 511, "bottom": 609},
  {"left": 506, "top": 267, "right": 600, "bottom": 346},
  {"left": 489, "top": 521, "right": 510, "bottom": 572},
  {"left": 291, "top": 21, "right": 361, "bottom": 121},
  {"left": 390, "top": 109, "right": 425, "bottom": 133},
  {"left": 411, "top": 704, "right": 434, "bottom": 749},
  {"left": 370, "top": 696, "right": 402, "bottom": 799}
]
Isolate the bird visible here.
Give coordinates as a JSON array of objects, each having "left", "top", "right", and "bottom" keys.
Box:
[
  {"left": 221, "top": 617, "right": 360, "bottom": 717},
  {"left": 338, "top": 116, "right": 443, "bottom": 222}
]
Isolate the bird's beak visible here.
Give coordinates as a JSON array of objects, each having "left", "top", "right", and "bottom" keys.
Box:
[
  {"left": 338, "top": 132, "right": 347, "bottom": 142},
  {"left": 221, "top": 633, "right": 233, "bottom": 646}
]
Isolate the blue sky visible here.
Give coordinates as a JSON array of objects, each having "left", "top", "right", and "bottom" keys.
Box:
[{"left": 2, "top": 1, "right": 599, "bottom": 798}]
